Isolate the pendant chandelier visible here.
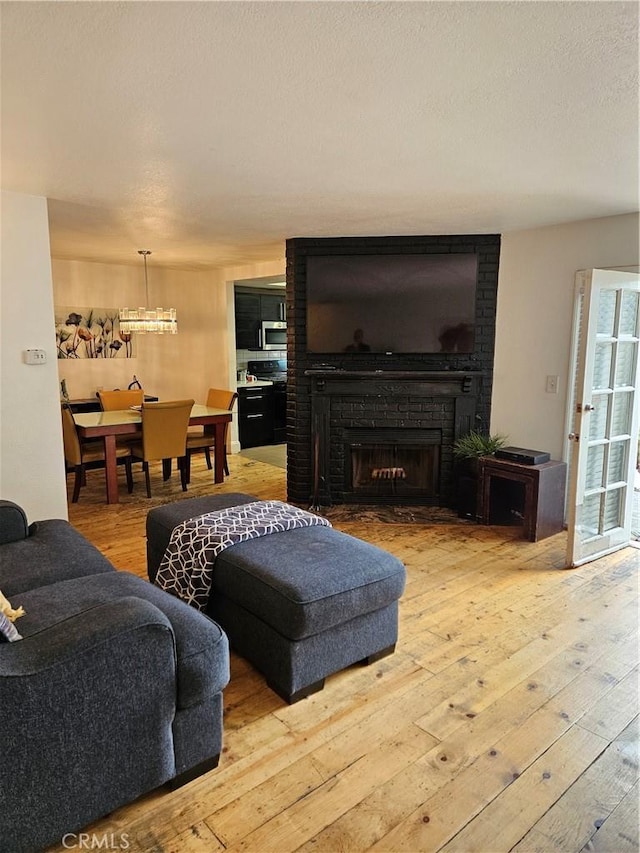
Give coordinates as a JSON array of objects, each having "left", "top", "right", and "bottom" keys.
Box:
[{"left": 119, "top": 250, "right": 178, "bottom": 335}]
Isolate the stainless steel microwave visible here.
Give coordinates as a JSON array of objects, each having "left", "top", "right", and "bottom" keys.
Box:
[{"left": 260, "top": 321, "right": 287, "bottom": 350}]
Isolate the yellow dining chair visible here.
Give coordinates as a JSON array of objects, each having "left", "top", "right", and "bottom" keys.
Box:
[
  {"left": 129, "top": 400, "right": 195, "bottom": 498},
  {"left": 97, "top": 389, "right": 144, "bottom": 410},
  {"left": 97, "top": 389, "right": 146, "bottom": 449},
  {"left": 61, "top": 403, "right": 133, "bottom": 502},
  {"left": 186, "top": 388, "right": 237, "bottom": 480}
]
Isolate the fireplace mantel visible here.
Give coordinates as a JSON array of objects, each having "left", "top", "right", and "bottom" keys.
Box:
[
  {"left": 305, "top": 370, "right": 484, "bottom": 399},
  {"left": 305, "top": 370, "right": 484, "bottom": 380}
]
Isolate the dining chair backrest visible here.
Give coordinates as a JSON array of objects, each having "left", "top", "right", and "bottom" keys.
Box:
[
  {"left": 206, "top": 388, "right": 237, "bottom": 454},
  {"left": 206, "top": 388, "right": 238, "bottom": 412},
  {"left": 61, "top": 404, "right": 82, "bottom": 466},
  {"left": 98, "top": 389, "right": 144, "bottom": 411},
  {"left": 140, "top": 400, "right": 195, "bottom": 461}
]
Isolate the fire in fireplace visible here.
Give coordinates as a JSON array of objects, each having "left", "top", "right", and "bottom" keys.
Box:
[{"left": 345, "top": 429, "right": 441, "bottom": 504}]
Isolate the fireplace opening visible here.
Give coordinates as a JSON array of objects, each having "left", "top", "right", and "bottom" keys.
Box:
[{"left": 344, "top": 429, "right": 441, "bottom": 504}]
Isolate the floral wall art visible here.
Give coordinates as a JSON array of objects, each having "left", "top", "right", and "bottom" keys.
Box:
[{"left": 55, "top": 307, "right": 134, "bottom": 359}]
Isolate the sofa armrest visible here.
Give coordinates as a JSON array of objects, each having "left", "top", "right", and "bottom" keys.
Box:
[
  {"left": 0, "top": 500, "right": 30, "bottom": 545},
  {"left": 0, "top": 595, "right": 175, "bottom": 677},
  {"left": 0, "top": 597, "right": 179, "bottom": 852}
]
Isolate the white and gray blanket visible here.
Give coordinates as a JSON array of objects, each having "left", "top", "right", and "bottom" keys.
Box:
[{"left": 155, "top": 500, "right": 331, "bottom": 610}]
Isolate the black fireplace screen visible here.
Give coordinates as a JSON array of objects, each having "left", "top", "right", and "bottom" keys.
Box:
[{"left": 345, "top": 429, "right": 441, "bottom": 502}]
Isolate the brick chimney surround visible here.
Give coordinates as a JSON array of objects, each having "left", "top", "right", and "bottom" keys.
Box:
[{"left": 285, "top": 234, "right": 501, "bottom": 509}]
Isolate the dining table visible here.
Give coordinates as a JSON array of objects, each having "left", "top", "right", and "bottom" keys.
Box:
[{"left": 73, "top": 404, "right": 233, "bottom": 504}]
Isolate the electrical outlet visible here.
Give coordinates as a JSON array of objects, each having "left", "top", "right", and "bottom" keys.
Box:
[{"left": 545, "top": 374, "right": 559, "bottom": 394}]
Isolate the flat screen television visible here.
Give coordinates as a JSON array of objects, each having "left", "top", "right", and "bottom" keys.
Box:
[{"left": 306, "top": 252, "right": 479, "bottom": 354}]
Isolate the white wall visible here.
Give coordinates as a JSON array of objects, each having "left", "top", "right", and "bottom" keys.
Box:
[
  {"left": 52, "top": 259, "right": 229, "bottom": 404},
  {"left": 1, "top": 191, "right": 68, "bottom": 520},
  {"left": 493, "top": 213, "right": 640, "bottom": 460}
]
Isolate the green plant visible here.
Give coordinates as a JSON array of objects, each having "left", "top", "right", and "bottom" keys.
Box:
[{"left": 453, "top": 430, "right": 508, "bottom": 459}]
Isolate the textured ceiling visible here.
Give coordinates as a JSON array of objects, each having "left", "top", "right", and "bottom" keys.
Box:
[{"left": 1, "top": 1, "right": 638, "bottom": 270}]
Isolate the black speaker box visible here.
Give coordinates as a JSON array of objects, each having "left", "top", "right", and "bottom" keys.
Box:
[{"left": 495, "top": 446, "right": 550, "bottom": 465}]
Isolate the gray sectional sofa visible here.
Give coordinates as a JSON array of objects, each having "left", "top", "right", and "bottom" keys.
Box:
[{"left": 0, "top": 500, "right": 230, "bottom": 853}]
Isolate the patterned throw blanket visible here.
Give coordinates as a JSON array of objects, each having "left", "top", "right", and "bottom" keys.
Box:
[{"left": 155, "top": 500, "right": 332, "bottom": 611}]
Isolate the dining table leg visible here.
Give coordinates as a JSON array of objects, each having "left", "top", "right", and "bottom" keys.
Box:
[
  {"left": 103, "top": 434, "right": 120, "bottom": 504},
  {"left": 212, "top": 421, "right": 226, "bottom": 484}
]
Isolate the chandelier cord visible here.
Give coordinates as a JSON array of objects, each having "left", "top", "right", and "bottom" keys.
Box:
[{"left": 139, "top": 249, "right": 151, "bottom": 305}]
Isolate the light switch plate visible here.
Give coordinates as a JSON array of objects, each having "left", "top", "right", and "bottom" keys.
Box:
[
  {"left": 23, "top": 349, "right": 47, "bottom": 365},
  {"left": 545, "top": 374, "right": 559, "bottom": 394}
]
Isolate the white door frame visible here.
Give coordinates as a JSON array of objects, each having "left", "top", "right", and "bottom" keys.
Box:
[{"left": 565, "top": 269, "right": 640, "bottom": 567}]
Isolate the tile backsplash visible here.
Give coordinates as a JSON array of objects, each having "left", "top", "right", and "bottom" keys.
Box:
[{"left": 235, "top": 349, "right": 287, "bottom": 372}]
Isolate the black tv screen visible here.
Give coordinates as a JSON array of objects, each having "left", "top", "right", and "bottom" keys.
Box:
[{"left": 306, "top": 252, "right": 479, "bottom": 354}]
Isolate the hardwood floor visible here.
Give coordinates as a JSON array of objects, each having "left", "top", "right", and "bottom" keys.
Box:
[{"left": 51, "top": 451, "right": 639, "bottom": 853}]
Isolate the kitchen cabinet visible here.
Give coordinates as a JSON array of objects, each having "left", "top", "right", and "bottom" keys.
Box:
[
  {"left": 234, "top": 288, "right": 285, "bottom": 349},
  {"left": 234, "top": 290, "right": 261, "bottom": 350},
  {"left": 238, "top": 385, "right": 274, "bottom": 448},
  {"left": 260, "top": 292, "right": 286, "bottom": 322}
]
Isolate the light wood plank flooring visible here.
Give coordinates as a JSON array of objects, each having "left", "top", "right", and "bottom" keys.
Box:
[{"left": 50, "top": 451, "right": 639, "bottom": 853}]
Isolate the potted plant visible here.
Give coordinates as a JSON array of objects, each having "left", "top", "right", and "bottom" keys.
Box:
[{"left": 453, "top": 430, "right": 508, "bottom": 519}]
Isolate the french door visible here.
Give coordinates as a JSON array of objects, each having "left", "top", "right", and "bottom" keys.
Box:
[{"left": 566, "top": 269, "right": 640, "bottom": 567}]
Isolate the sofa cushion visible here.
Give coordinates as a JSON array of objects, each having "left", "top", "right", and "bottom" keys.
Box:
[
  {"left": 213, "top": 525, "right": 407, "bottom": 640},
  {"left": 0, "top": 519, "right": 115, "bottom": 597},
  {"left": 14, "top": 572, "right": 230, "bottom": 707}
]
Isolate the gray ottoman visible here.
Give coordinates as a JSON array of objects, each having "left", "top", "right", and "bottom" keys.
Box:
[{"left": 147, "top": 494, "right": 406, "bottom": 703}]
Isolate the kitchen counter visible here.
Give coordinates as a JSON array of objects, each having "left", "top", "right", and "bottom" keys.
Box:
[{"left": 236, "top": 380, "right": 273, "bottom": 389}]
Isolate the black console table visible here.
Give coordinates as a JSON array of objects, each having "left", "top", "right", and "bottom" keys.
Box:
[
  {"left": 478, "top": 456, "right": 567, "bottom": 542},
  {"left": 67, "top": 394, "right": 158, "bottom": 414},
  {"left": 66, "top": 398, "right": 102, "bottom": 414}
]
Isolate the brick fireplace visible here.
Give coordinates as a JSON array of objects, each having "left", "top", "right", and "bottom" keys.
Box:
[
  {"left": 285, "top": 234, "right": 501, "bottom": 508},
  {"left": 305, "top": 370, "right": 481, "bottom": 506}
]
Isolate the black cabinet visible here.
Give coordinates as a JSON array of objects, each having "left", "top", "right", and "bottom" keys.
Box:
[
  {"left": 67, "top": 394, "right": 158, "bottom": 414},
  {"left": 234, "top": 290, "right": 262, "bottom": 350},
  {"left": 234, "top": 288, "right": 285, "bottom": 349},
  {"left": 260, "top": 292, "right": 286, "bottom": 322},
  {"left": 478, "top": 457, "right": 567, "bottom": 542},
  {"left": 66, "top": 398, "right": 101, "bottom": 413},
  {"left": 238, "top": 386, "right": 274, "bottom": 448}
]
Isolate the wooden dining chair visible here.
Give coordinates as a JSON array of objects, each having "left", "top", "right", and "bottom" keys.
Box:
[
  {"left": 186, "top": 388, "right": 238, "bottom": 480},
  {"left": 129, "top": 400, "right": 195, "bottom": 498},
  {"left": 97, "top": 389, "right": 144, "bottom": 410},
  {"left": 61, "top": 403, "right": 133, "bottom": 502}
]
